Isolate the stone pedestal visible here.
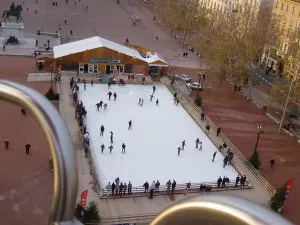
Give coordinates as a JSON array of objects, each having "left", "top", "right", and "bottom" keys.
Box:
[{"left": 1, "top": 22, "right": 25, "bottom": 44}]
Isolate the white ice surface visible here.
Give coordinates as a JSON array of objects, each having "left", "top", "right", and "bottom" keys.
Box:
[{"left": 78, "top": 84, "right": 238, "bottom": 189}]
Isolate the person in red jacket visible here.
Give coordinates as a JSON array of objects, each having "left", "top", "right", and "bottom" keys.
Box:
[{"left": 4, "top": 139, "right": 9, "bottom": 150}]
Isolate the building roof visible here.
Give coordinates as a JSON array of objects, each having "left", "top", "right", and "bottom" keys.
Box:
[{"left": 53, "top": 36, "right": 167, "bottom": 65}]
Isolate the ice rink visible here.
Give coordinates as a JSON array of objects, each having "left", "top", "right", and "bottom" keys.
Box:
[{"left": 78, "top": 83, "right": 238, "bottom": 189}]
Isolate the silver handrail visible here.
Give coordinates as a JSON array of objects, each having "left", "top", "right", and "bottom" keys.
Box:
[
  {"left": 0, "top": 80, "right": 79, "bottom": 225},
  {"left": 151, "top": 195, "right": 294, "bottom": 225}
]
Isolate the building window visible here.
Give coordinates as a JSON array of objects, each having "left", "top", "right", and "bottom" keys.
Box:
[
  {"left": 281, "top": 3, "right": 283, "bottom": 10},
  {"left": 293, "top": 6, "right": 295, "bottom": 14},
  {"left": 286, "top": 4, "right": 289, "bottom": 12},
  {"left": 276, "top": 1, "right": 278, "bottom": 8},
  {"left": 283, "top": 43, "right": 289, "bottom": 54}
]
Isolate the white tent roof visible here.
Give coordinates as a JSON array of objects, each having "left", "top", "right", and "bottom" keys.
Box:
[{"left": 53, "top": 36, "right": 167, "bottom": 65}]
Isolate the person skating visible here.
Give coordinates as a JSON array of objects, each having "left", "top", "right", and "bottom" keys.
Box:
[
  {"left": 143, "top": 181, "right": 149, "bottom": 193},
  {"left": 195, "top": 138, "right": 200, "bottom": 149},
  {"left": 128, "top": 120, "right": 132, "bottom": 130},
  {"left": 106, "top": 182, "right": 112, "bottom": 196},
  {"left": 174, "top": 92, "right": 177, "bottom": 99},
  {"left": 122, "top": 143, "right": 126, "bottom": 153},
  {"left": 156, "top": 99, "right": 159, "bottom": 106},
  {"left": 100, "top": 125, "right": 105, "bottom": 136},
  {"left": 217, "top": 176, "right": 222, "bottom": 188},
  {"left": 212, "top": 151, "right": 217, "bottom": 162},
  {"left": 95, "top": 102, "right": 101, "bottom": 111},
  {"left": 235, "top": 175, "right": 240, "bottom": 187},
  {"left": 108, "top": 145, "right": 113, "bottom": 154},
  {"left": 177, "top": 146, "right": 182, "bottom": 156},
  {"left": 113, "top": 92, "right": 117, "bottom": 101},
  {"left": 4, "top": 139, "right": 9, "bottom": 150},
  {"left": 152, "top": 85, "right": 156, "bottom": 93},
  {"left": 140, "top": 99, "right": 144, "bottom": 106},
  {"left": 138, "top": 98, "right": 141, "bottom": 105},
  {"left": 128, "top": 181, "right": 132, "bottom": 194},
  {"left": 111, "top": 182, "right": 116, "bottom": 196},
  {"left": 182, "top": 140, "right": 186, "bottom": 150},
  {"left": 104, "top": 103, "right": 108, "bottom": 110},
  {"left": 155, "top": 180, "right": 160, "bottom": 193},
  {"left": 107, "top": 91, "right": 112, "bottom": 100},
  {"left": 199, "top": 141, "right": 202, "bottom": 150},
  {"left": 171, "top": 180, "right": 176, "bottom": 193},
  {"left": 223, "top": 155, "right": 229, "bottom": 168},
  {"left": 101, "top": 144, "right": 105, "bottom": 153},
  {"left": 25, "top": 142, "right": 31, "bottom": 155},
  {"left": 150, "top": 94, "right": 154, "bottom": 101},
  {"left": 84, "top": 83, "right": 86, "bottom": 90},
  {"left": 99, "top": 100, "right": 103, "bottom": 109},
  {"left": 110, "top": 131, "right": 113, "bottom": 143}
]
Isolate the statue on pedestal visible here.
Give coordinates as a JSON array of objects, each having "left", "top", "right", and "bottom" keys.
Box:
[{"left": 2, "top": 2, "right": 23, "bottom": 22}]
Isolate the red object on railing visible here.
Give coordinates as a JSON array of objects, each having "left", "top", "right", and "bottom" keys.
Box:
[{"left": 80, "top": 190, "right": 88, "bottom": 208}]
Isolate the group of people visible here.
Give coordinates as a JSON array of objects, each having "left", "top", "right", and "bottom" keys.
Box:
[{"left": 177, "top": 138, "right": 205, "bottom": 156}]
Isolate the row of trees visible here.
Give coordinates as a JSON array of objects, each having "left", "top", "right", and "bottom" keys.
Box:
[{"left": 150, "top": 0, "right": 299, "bottom": 128}]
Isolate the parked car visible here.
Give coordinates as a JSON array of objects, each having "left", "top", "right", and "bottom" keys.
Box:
[
  {"left": 187, "top": 82, "right": 202, "bottom": 90},
  {"left": 179, "top": 74, "right": 192, "bottom": 82}
]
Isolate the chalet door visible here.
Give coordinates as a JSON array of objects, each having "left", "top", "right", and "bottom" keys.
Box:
[{"left": 79, "top": 64, "right": 84, "bottom": 73}]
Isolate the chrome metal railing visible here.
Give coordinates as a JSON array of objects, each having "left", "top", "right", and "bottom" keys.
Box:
[{"left": 0, "top": 80, "right": 293, "bottom": 225}]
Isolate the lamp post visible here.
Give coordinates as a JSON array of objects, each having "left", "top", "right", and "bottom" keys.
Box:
[{"left": 254, "top": 124, "right": 263, "bottom": 153}]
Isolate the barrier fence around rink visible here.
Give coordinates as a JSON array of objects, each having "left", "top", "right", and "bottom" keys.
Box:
[{"left": 166, "top": 78, "right": 276, "bottom": 196}]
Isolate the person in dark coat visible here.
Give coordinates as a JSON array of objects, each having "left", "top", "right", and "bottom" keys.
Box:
[
  {"left": 143, "top": 181, "right": 149, "bottom": 193},
  {"left": 166, "top": 180, "right": 171, "bottom": 192},
  {"left": 110, "top": 131, "right": 113, "bottom": 143},
  {"left": 182, "top": 140, "right": 186, "bottom": 150},
  {"left": 25, "top": 143, "right": 31, "bottom": 155},
  {"left": 217, "top": 176, "right": 222, "bottom": 188},
  {"left": 107, "top": 91, "right": 112, "bottom": 100},
  {"left": 108, "top": 145, "right": 113, "bottom": 154},
  {"left": 122, "top": 143, "right": 126, "bottom": 153},
  {"left": 119, "top": 183, "right": 124, "bottom": 195},
  {"left": 156, "top": 99, "right": 159, "bottom": 106},
  {"left": 195, "top": 138, "right": 200, "bottom": 149},
  {"left": 235, "top": 175, "right": 240, "bottom": 187},
  {"left": 150, "top": 94, "right": 154, "bottom": 101},
  {"left": 177, "top": 146, "right": 182, "bottom": 156},
  {"left": 153, "top": 85, "right": 156, "bottom": 93},
  {"left": 111, "top": 182, "right": 116, "bottom": 196},
  {"left": 128, "top": 120, "right": 132, "bottom": 130},
  {"left": 99, "top": 100, "right": 103, "bottom": 108},
  {"left": 149, "top": 188, "right": 154, "bottom": 199},
  {"left": 171, "top": 180, "right": 176, "bottom": 192},
  {"left": 212, "top": 151, "right": 217, "bottom": 162},
  {"left": 128, "top": 181, "right": 132, "bottom": 194},
  {"left": 223, "top": 155, "right": 228, "bottom": 168},
  {"left": 241, "top": 175, "right": 246, "bottom": 187},
  {"left": 155, "top": 180, "right": 160, "bottom": 193},
  {"left": 217, "top": 127, "right": 221, "bottom": 136},
  {"left": 101, "top": 144, "right": 105, "bottom": 153},
  {"left": 95, "top": 102, "right": 101, "bottom": 111},
  {"left": 221, "top": 176, "right": 226, "bottom": 188},
  {"left": 100, "top": 125, "right": 105, "bottom": 136},
  {"left": 113, "top": 92, "right": 117, "bottom": 100}
]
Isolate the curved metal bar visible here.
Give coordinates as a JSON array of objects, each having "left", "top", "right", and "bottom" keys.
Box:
[
  {"left": 150, "top": 195, "right": 294, "bottom": 225},
  {"left": 0, "top": 80, "right": 78, "bottom": 224}
]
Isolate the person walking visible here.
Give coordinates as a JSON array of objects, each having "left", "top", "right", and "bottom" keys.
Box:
[
  {"left": 128, "top": 181, "right": 132, "bottom": 194},
  {"left": 21, "top": 107, "right": 27, "bottom": 115},
  {"left": 171, "top": 180, "right": 176, "bottom": 193},
  {"left": 223, "top": 155, "right": 229, "bottom": 168},
  {"left": 143, "top": 181, "right": 149, "bottom": 193},
  {"left": 123, "top": 183, "right": 127, "bottom": 195},
  {"left": 128, "top": 120, "right": 132, "bottom": 130},
  {"left": 111, "top": 182, "right": 116, "bottom": 196},
  {"left": 4, "top": 139, "right": 9, "bottom": 150},
  {"left": 25, "top": 142, "right": 31, "bottom": 155},
  {"left": 177, "top": 146, "right": 182, "bottom": 156},
  {"left": 100, "top": 125, "right": 105, "bottom": 136},
  {"left": 217, "top": 176, "right": 222, "bottom": 188},
  {"left": 166, "top": 180, "right": 171, "bottom": 192},
  {"left": 217, "top": 127, "right": 221, "bottom": 136},
  {"left": 212, "top": 151, "right": 217, "bottom": 162},
  {"left": 107, "top": 91, "right": 112, "bottom": 100},
  {"left": 155, "top": 180, "right": 160, "bottom": 193},
  {"left": 200, "top": 111, "right": 205, "bottom": 121},
  {"left": 270, "top": 159, "right": 275, "bottom": 168},
  {"left": 108, "top": 145, "right": 113, "bottom": 154},
  {"left": 122, "top": 143, "right": 126, "bottom": 153},
  {"left": 235, "top": 175, "right": 240, "bottom": 187}
]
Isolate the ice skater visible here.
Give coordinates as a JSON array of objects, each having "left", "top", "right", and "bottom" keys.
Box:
[
  {"left": 95, "top": 102, "right": 101, "bottom": 111},
  {"left": 128, "top": 120, "right": 132, "bottom": 130},
  {"left": 199, "top": 141, "right": 202, "bottom": 150},
  {"left": 101, "top": 144, "right": 105, "bottom": 153},
  {"left": 177, "top": 146, "right": 182, "bottom": 156},
  {"left": 140, "top": 99, "right": 144, "bottom": 106},
  {"left": 182, "top": 140, "right": 186, "bottom": 150},
  {"left": 25, "top": 142, "right": 31, "bottom": 155},
  {"left": 84, "top": 83, "right": 86, "bottom": 90},
  {"left": 176, "top": 99, "right": 180, "bottom": 105},
  {"left": 100, "top": 125, "right": 105, "bottom": 136},
  {"left": 110, "top": 131, "right": 113, "bottom": 143},
  {"left": 156, "top": 99, "right": 159, "bottom": 106},
  {"left": 91, "top": 79, "right": 94, "bottom": 86},
  {"left": 150, "top": 94, "right": 154, "bottom": 101},
  {"left": 104, "top": 103, "right": 108, "bottom": 110},
  {"left": 122, "top": 143, "right": 126, "bottom": 154},
  {"left": 138, "top": 98, "right": 142, "bottom": 105},
  {"left": 107, "top": 91, "right": 112, "bottom": 100},
  {"left": 113, "top": 92, "right": 117, "bottom": 100},
  {"left": 195, "top": 138, "right": 200, "bottom": 149},
  {"left": 153, "top": 85, "right": 156, "bottom": 93},
  {"left": 99, "top": 100, "right": 103, "bottom": 109},
  {"left": 108, "top": 145, "right": 114, "bottom": 154}
]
